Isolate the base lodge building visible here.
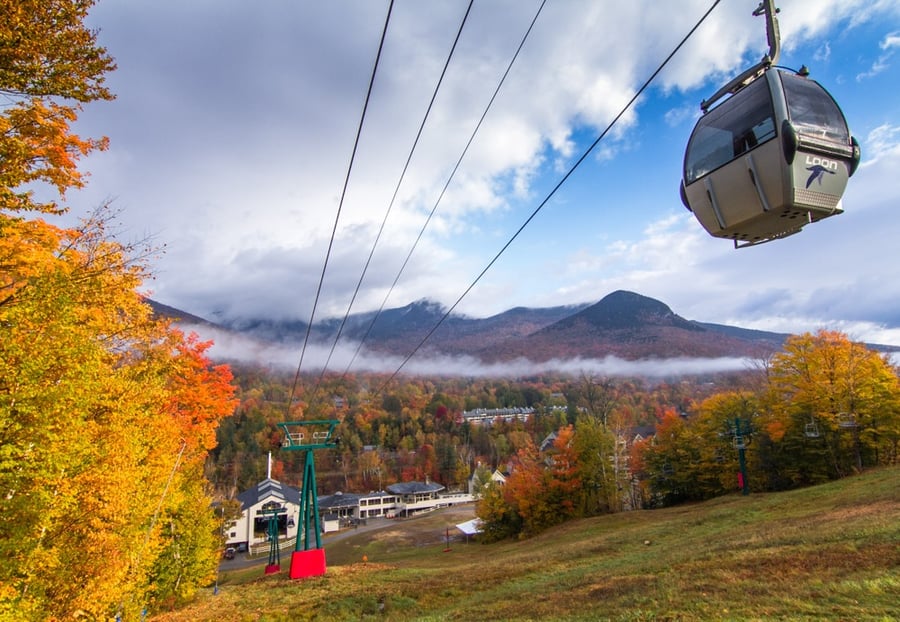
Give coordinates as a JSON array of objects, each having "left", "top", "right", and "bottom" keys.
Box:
[{"left": 224, "top": 477, "right": 472, "bottom": 551}]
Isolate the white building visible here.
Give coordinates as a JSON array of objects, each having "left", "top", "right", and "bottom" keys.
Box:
[
  {"left": 358, "top": 491, "right": 400, "bottom": 519},
  {"left": 225, "top": 477, "right": 301, "bottom": 552},
  {"left": 461, "top": 407, "right": 535, "bottom": 425},
  {"left": 386, "top": 481, "right": 447, "bottom": 517},
  {"left": 318, "top": 481, "right": 474, "bottom": 526}
]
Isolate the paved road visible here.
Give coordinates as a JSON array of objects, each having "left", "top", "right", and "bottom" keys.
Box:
[
  {"left": 217, "top": 505, "right": 476, "bottom": 573},
  {"left": 216, "top": 516, "right": 395, "bottom": 572}
]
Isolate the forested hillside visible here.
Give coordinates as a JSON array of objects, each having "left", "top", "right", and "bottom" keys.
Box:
[
  {"left": 206, "top": 369, "right": 723, "bottom": 497},
  {"left": 206, "top": 330, "right": 900, "bottom": 544}
]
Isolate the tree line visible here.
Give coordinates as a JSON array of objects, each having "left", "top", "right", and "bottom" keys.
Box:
[
  {"left": 475, "top": 331, "right": 900, "bottom": 540},
  {"left": 205, "top": 370, "right": 713, "bottom": 497},
  {"left": 211, "top": 330, "right": 898, "bottom": 546}
]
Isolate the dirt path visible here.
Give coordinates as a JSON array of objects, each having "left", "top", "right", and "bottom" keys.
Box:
[{"left": 362, "top": 505, "right": 477, "bottom": 547}]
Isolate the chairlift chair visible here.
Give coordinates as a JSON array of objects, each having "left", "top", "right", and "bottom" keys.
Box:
[
  {"left": 804, "top": 419, "right": 820, "bottom": 438},
  {"left": 838, "top": 412, "right": 858, "bottom": 428}
]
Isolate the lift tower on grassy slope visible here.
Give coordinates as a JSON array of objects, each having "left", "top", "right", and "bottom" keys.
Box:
[
  {"left": 261, "top": 504, "right": 287, "bottom": 575},
  {"left": 277, "top": 419, "right": 339, "bottom": 579}
]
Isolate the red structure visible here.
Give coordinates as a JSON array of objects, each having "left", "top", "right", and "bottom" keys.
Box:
[{"left": 289, "top": 548, "right": 326, "bottom": 579}]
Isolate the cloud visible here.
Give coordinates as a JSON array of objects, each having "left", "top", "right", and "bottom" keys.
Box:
[
  {"left": 862, "top": 123, "right": 900, "bottom": 164},
  {"left": 856, "top": 30, "right": 900, "bottom": 80},
  {"left": 881, "top": 31, "right": 900, "bottom": 49},
  {"left": 188, "top": 323, "right": 751, "bottom": 379},
  {"left": 664, "top": 104, "right": 697, "bottom": 128},
  {"left": 813, "top": 41, "right": 832, "bottom": 62},
  {"left": 41, "top": 0, "right": 896, "bottom": 355}
]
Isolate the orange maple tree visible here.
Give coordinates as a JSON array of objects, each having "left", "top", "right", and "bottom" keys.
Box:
[
  {"left": 0, "top": 208, "right": 238, "bottom": 619},
  {"left": 0, "top": 2, "right": 238, "bottom": 618}
]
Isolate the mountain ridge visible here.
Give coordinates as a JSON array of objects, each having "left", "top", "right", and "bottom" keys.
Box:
[
  {"left": 474, "top": 291, "right": 778, "bottom": 361},
  {"left": 148, "top": 290, "right": 805, "bottom": 362}
]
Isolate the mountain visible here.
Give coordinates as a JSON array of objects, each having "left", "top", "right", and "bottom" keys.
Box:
[
  {"left": 692, "top": 321, "right": 787, "bottom": 346},
  {"left": 548, "top": 291, "right": 700, "bottom": 332},
  {"left": 205, "top": 299, "right": 593, "bottom": 358},
  {"left": 478, "top": 291, "right": 778, "bottom": 361},
  {"left": 144, "top": 298, "right": 215, "bottom": 326},
  {"left": 403, "top": 302, "right": 591, "bottom": 355},
  {"left": 147, "top": 290, "right": 793, "bottom": 363}
]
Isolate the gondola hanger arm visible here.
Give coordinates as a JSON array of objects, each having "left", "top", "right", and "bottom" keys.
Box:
[{"left": 701, "top": 0, "right": 781, "bottom": 112}]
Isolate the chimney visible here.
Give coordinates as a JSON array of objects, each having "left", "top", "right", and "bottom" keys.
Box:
[{"left": 267, "top": 452, "right": 272, "bottom": 479}]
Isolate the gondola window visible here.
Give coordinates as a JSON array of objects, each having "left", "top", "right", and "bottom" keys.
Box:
[
  {"left": 684, "top": 78, "right": 776, "bottom": 184},
  {"left": 780, "top": 72, "right": 850, "bottom": 148}
]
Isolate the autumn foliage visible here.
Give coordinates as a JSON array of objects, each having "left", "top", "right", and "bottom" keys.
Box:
[
  {"left": 0, "top": 2, "right": 237, "bottom": 618},
  {"left": 635, "top": 332, "right": 900, "bottom": 503},
  {"left": 1, "top": 0, "right": 115, "bottom": 215},
  {"left": 0, "top": 208, "right": 238, "bottom": 618},
  {"left": 471, "top": 331, "right": 899, "bottom": 540}
]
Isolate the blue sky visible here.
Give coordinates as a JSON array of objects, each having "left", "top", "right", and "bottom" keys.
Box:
[{"left": 53, "top": 0, "right": 900, "bottom": 366}]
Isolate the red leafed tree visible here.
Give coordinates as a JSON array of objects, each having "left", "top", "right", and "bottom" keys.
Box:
[
  {"left": 547, "top": 425, "right": 581, "bottom": 517},
  {"left": 501, "top": 440, "right": 554, "bottom": 537},
  {"left": 164, "top": 330, "right": 237, "bottom": 456},
  {"left": 146, "top": 331, "right": 237, "bottom": 608}
]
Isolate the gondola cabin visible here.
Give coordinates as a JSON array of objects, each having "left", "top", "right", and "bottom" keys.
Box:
[{"left": 681, "top": 67, "right": 860, "bottom": 248}]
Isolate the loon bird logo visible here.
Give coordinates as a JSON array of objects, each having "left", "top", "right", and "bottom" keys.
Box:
[{"left": 805, "top": 164, "right": 835, "bottom": 188}]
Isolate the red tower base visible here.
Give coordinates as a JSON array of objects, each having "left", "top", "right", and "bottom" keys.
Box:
[{"left": 289, "top": 548, "right": 326, "bottom": 579}]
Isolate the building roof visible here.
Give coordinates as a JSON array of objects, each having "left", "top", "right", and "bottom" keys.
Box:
[
  {"left": 235, "top": 478, "right": 301, "bottom": 511},
  {"left": 318, "top": 491, "right": 362, "bottom": 510},
  {"left": 360, "top": 490, "right": 394, "bottom": 500},
  {"left": 455, "top": 518, "right": 483, "bottom": 536},
  {"left": 387, "top": 481, "right": 445, "bottom": 495},
  {"left": 627, "top": 425, "right": 657, "bottom": 441},
  {"left": 539, "top": 431, "right": 559, "bottom": 452}
]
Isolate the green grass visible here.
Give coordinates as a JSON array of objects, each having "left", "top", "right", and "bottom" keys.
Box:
[{"left": 155, "top": 466, "right": 900, "bottom": 621}]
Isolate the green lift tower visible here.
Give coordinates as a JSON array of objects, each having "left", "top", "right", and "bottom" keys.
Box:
[{"left": 277, "top": 419, "right": 339, "bottom": 579}]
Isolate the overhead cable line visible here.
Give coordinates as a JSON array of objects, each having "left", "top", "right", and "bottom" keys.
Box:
[
  {"left": 310, "top": 0, "right": 475, "bottom": 401},
  {"left": 341, "top": 0, "right": 549, "bottom": 380},
  {"left": 373, "top": 0, "right": 724, "bottom": 395},
  {"left": 285, "top": 0, "right": 394, "bottom": 415}
]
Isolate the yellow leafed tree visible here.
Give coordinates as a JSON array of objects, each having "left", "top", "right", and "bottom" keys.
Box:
[
  {"left": 0, "top": 210, "right": 237, "bottom": 619},
  {"left": 1, "top": 2, "right": 238, "bottom": 618},
  {"left": 765, "top": 330, "right": 900, "bottom": 481}
]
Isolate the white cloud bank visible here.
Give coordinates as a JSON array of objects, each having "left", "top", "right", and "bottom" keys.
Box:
[{"left": 188, "top": 323, "right": 755, "bottom": 379}]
